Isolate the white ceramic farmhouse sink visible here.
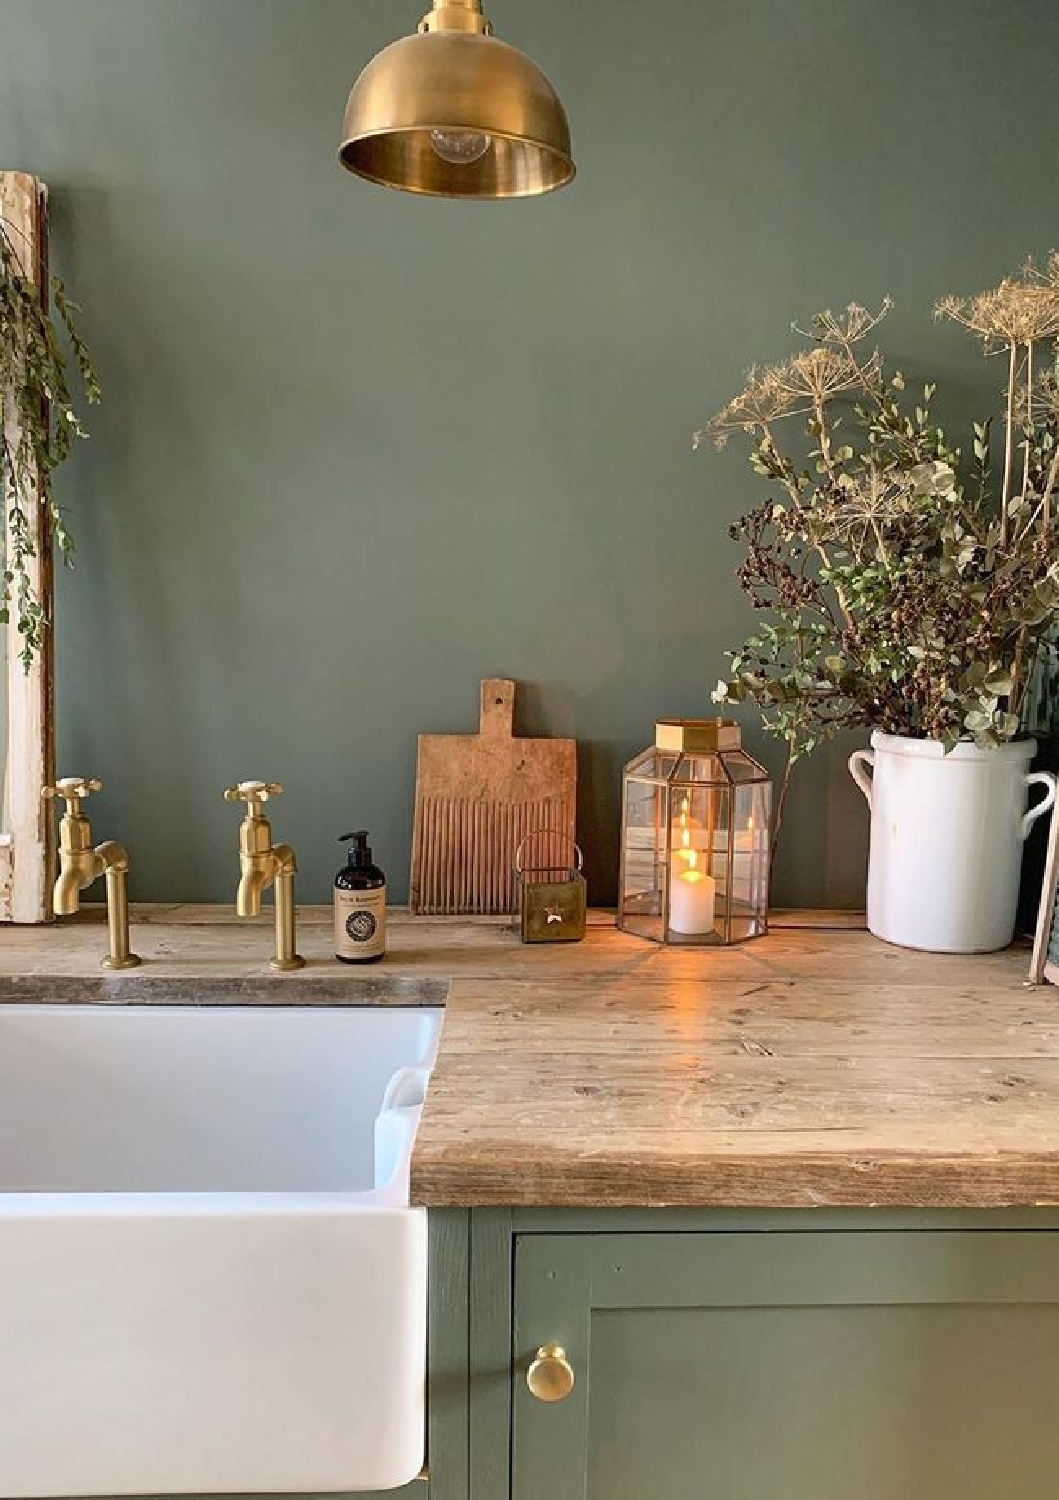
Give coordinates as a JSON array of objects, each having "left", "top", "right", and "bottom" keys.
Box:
[{"left": 0, "top": 1002, "right": 442, "bottom": 1497}]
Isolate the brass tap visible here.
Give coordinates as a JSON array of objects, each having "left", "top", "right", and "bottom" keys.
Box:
[
  {"left": 223, "top": 781, "right": 305, "bottom": 971},
  {"left": 43, "top": 777, "right": 141, "bottom": 970}
]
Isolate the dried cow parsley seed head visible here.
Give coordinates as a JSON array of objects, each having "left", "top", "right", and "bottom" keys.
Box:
[
  {"left": 937, "top": 259, "right": 1059, "bottom": 350},
  {"left": 705, "top": 300, "right": 890, "bottom": 447}
]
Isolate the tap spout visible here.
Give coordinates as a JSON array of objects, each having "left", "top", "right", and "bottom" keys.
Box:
[
  {"left": 53, "top": 863, "right": 89, "bottom": 916},
  {"left": 236, "top": 860, "right": 273, "bottom": 918},
  {"left": 52, "top": 845, "right": 105, "bottom": 916}
]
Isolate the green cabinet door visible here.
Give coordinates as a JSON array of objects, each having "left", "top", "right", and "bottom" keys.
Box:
[{"left": 512, "top": 1230, "right": 1059, "bottom": 1500}]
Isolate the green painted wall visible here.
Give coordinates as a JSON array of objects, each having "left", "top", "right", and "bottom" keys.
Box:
[{"left": 2, "top": 0, "right": 1058, "bottom": 906}]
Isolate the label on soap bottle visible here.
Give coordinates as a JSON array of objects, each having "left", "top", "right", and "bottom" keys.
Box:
[{"left": 335, "top": 886, "right": 387, "bottom": 961}]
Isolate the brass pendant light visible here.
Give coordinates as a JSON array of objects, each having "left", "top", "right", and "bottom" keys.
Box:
[{"left": 340, "top": 0, "right": 575, "bottom": 199}]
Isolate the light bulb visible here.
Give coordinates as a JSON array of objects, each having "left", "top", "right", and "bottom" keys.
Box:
[{"left": 429, "top": 128, "right": 492, "bottom": 166}]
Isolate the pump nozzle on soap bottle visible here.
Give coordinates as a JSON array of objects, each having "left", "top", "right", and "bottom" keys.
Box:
[{"left": 334, "top": 830, "right": 387, "bottom": 963}]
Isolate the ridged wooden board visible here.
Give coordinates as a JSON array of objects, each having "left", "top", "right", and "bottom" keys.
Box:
[{"left": 410, "top": 679, "right": 576, "bottom": 915}]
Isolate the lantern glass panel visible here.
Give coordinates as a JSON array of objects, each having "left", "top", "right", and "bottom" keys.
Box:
[
  {"left": 619, "top": 765, "right": 667, "bottom": 943},
  {"left": 628, "top": 747, "right": 681, "bottom": 783},
  {"left": 723, "top": 774, "right": 770, "bottom": 942},
  {"left": 721, "top": 748, "right": 768, "bottom": 783}
]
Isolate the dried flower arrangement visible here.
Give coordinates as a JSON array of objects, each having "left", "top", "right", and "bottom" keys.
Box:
[
  {"left": 698, "top": 258, "right": 1059, "bottom": 856},
  {"left": 0, "top": 209, "right": 98, "bottom": 668}
]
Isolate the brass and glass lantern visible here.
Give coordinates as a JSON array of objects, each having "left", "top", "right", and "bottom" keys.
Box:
[{"left": 618, "top": 720, "right": 771, "bottom": 946}]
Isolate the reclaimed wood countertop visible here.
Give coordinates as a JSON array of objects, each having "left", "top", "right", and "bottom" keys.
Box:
[
  {"left": 414, "top": 915, "right": 1059, "bottom": 1210},
  {"left": 1, "top": 906, "right": 1055, "bottom": 1209}
]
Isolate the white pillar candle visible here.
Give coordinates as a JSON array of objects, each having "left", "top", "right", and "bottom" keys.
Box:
[{"left": 669, "top": 851, "right": 717, "bottom": 936}]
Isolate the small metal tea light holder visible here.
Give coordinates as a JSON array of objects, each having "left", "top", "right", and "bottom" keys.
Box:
[{"left": 513, "top": 831, "right": 587, "bottom": 944}]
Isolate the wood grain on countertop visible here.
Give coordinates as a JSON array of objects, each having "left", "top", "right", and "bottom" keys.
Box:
[
  {"left": 2, "top": 907, "right": 1054, "bottom": 1210},
  {"left": 408, "top": 924, "right": 1058, "bottom": 1211}
]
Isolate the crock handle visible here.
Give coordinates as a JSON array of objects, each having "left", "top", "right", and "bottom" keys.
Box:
[
  {"left": 1021, "top": 771, "right": 1057, "bottom": 841},
  {"left": 848, "top": 749, "right": 875, "bottom": 809}
]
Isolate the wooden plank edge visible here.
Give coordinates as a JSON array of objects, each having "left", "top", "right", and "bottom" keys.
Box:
[{"left": 411, "top": 1151, "right": 1059, "bottom": 1212}]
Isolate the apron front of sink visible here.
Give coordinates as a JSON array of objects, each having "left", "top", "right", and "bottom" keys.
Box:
[{"left": 0, "top": 1002, "right": 442, "bottom": 1497}]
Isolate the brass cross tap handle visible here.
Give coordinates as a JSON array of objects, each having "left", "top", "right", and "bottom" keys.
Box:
[
  {"left": 42, "top": 777, "right": 104, "bottom": 814},
  {"left": 526, "top": 1344, "right": 575, "bottom": 1403},
  {"left": 223, "top": 781, "right": 284, "bottom": 814}
]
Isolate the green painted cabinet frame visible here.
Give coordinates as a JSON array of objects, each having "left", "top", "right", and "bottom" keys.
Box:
[{"left": 430, "top": 1208, "right": 1059, "bottom": 1500}]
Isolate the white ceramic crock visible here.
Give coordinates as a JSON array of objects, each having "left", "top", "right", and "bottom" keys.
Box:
[{"left": 848, "top": 731, "right": 1057, "bottom": 954}]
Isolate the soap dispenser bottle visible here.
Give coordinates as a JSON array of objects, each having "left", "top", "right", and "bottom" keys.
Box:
[{"left": 334, "top": 831, "right": 387, "bottom": 963}]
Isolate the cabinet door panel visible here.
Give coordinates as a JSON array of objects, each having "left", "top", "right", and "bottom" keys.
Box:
[{"left": 512, "top": 1231, "right": 1059, "bottom": 1500}]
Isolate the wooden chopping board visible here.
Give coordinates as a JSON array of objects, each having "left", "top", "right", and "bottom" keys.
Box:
[{"left": 410, "top": 678, "right": 577, "bottom": 915}]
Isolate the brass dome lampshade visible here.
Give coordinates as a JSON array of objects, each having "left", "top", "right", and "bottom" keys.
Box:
[{"left": 340, "top": 0, "right": 575, "bottom": 199}]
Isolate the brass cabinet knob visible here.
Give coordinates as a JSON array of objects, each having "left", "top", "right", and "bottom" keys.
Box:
[{"left": 526, "top": 1343, "right": 575, "bottom": 1403}]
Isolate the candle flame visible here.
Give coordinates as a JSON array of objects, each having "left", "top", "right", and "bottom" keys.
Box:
[
  {"left": 687, "top": 848, "right": 698, "bottom": 871},
  {"left": 681, "top": 827, "right": 691, "bottom": 850}
]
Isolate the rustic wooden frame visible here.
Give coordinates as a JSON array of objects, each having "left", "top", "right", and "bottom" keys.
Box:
[{"left": 0, "top": 171, "right": 56, "bottom": 923}]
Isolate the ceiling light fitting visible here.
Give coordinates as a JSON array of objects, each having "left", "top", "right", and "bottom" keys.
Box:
[{"left": 340, "top": 0, "right": 575, "bottom": 200}]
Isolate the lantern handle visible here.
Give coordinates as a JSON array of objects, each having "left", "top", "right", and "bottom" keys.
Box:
[{"left": 514, "top": 831, "right": 583, "bottom": 875}]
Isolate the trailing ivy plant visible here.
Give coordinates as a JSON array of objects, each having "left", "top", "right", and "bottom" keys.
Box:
[
  {"left": 0, "top": 212, "right": 99, "bottom": 669},
  {"left": 696, "top": 259, "right": 1059, "bottom": 864}
]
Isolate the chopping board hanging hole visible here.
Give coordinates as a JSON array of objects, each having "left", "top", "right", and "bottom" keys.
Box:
[{"left": 481, "top": 679, "right": 514, "bottom": 738}]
